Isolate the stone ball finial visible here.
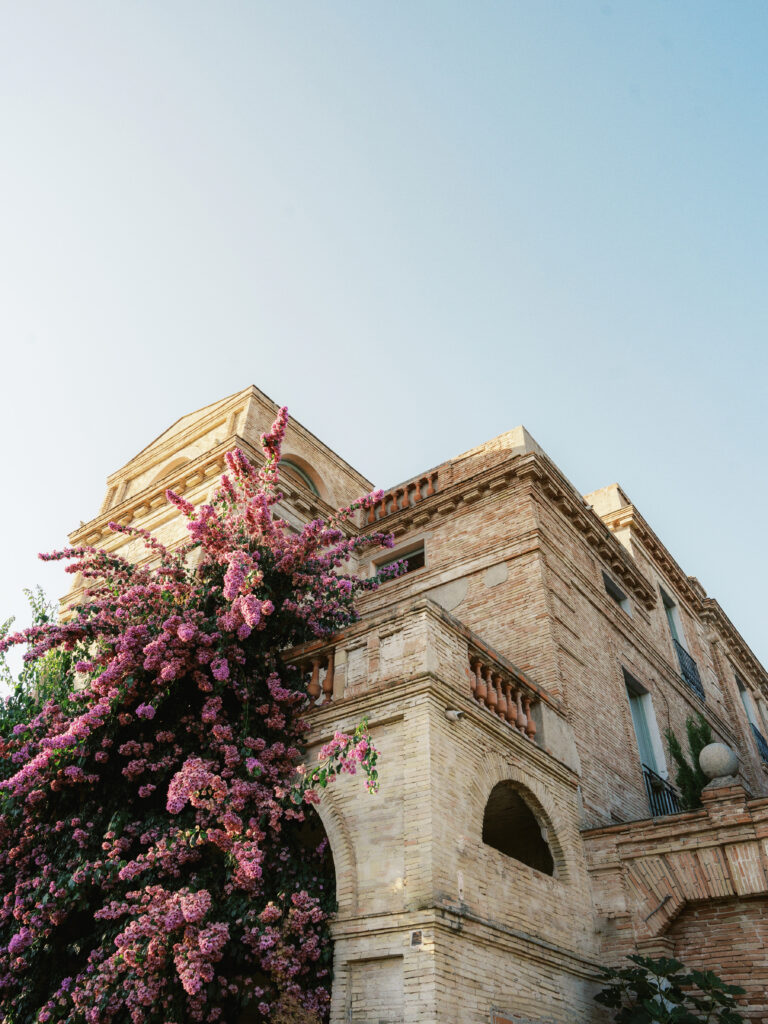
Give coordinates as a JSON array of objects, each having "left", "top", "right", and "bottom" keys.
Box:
[{"left": 699, "top": 742, "right": 739, "bottom": 781}]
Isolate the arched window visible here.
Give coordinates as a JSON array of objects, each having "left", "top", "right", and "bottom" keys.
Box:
[
  {"left": 150, "top": 456, "right": 190, "bottom": 485},
  {"left": 482, "top": 782, "right": 555, "bottom": 875},
  {"left": 279, "top": 458, "right": 320, "bottom": 497}
]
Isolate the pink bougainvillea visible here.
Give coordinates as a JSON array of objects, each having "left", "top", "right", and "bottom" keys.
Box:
[{"left": 0, "top": 407, "right": 392, "bottom": 1024}]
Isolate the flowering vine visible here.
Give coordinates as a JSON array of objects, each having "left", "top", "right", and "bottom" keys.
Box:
[{"left": 0, "top": 407, "right": 394, "bottom": 1023}]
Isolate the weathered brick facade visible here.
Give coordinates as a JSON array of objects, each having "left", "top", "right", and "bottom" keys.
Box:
[{"left": 68, "top": 386, "right": 768, "bottom": 1023}]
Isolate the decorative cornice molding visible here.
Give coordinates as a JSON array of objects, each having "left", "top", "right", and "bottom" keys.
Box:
[
  {"left": 368, "top": 452, "right": 656, "bottom": 611},
  {"left": 514, "top": 454, "right": 657, "bottom": 611},
  {"left": 69, "top": 435, "right": 348, "bottom": 548},
  {"left": 601, "top": 505, "right": 768, "bottom": 692}
]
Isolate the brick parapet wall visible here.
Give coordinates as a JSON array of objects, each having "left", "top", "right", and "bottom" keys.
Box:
[{"left": 583, "top": 784, "right": 768, "bottom": 965}]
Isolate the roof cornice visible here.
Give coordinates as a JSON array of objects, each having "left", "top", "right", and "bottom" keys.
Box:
[
  {"left": 69, "top": 435, "right": 348, "bottom": 548},
  {"left": 514, "top": 454, "right": 657, "bottom": 610},
  {"left": 601, "top": 504, "right": 768, "bottom": 690},
  {"left": 368, "top": 452, "right": 657, "bottom": 611}
]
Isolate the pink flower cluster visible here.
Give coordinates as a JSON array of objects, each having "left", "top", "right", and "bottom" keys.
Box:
[{"left": 0, "top": 406, "right": 386, "bottom": 1024}]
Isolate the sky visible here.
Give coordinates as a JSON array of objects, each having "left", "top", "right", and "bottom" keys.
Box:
[{"left": 0, "top": 1, "right": 766, "bottom": 674}]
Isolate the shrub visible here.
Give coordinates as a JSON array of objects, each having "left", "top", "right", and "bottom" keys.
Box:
[
  {"left": 595, "top": 954, "right": 745, "bottom": 1023},
  {"left": 665, "top": 713, "right": 713, "bottom": 809},
  {"left": 0, "top": 407, "right": 393, "bottom": 1024},
  {"left": 0, "top": 587, "right": 72, "bottom": 743}
]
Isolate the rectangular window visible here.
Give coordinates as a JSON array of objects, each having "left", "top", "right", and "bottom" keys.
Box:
[
  {"left": 624, "top": 672, "right": 660, "bottom": 774},
  {"left": 737, "top": 674, "right": 768, "bottom": 764},
  {"left": 624, "top": 670, "right": 681, "bottom": 816},
  {"left": 603, "top": 571, "right": 631, "bottom": 614},
  {"left": 737, "top": 675, "right": 758, "bottom": 727},
  {"left": 660, "top": 587, "right": 683, "bottom": 646},
  {"left": 375, "top": 544, "right": 425, "bottom": 582},
  {"left": 660, "top": 586, "right": 704, "bottom": 700}
]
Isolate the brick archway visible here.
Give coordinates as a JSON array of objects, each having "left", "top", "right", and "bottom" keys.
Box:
[
  {"left": 467, "top": 750, "right": 571, "bottom": 881},
  {"left": 315, "top": 787, "right": 359, "bottom": 916}
]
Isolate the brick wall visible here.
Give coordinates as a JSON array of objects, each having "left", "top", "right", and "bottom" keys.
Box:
[{"left": 669, "top": 898, "right": 768, "bottom": 1023}]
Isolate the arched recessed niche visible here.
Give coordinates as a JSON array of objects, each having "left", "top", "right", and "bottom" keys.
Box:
[
  {"left": 150, "top": 456, "right": 191, "bottom": 486},
  {"left": 482, "top": 782, "right": 555, "bottom": 876},
  {"left": 279, "top": 456, "right": 322, "bottom": 498}
]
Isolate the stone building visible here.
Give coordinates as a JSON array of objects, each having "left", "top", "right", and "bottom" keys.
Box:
[{"left": 67, "top": 386, "right": 768, "bottom": 1023}]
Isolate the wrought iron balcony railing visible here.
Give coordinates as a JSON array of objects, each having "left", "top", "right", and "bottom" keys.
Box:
[
  {"left": 751, "top": 723, "right": 768, "bottom": 765},
  {"left": 673, "top": 639, "right": 705, "bottom": 701},
  {"left": 642, "top": 764, "right": 682, "bottom": 817}
]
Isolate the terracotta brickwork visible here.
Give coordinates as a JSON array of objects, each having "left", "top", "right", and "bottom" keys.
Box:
[
  {"left": 670, "top": 898, "right": 768, "bottom": 1023},
  {"left": 584, "top": 785, "right": 768, "bottom": 1021},
  {"left": 68, "top": 387, "right": 768, "bottom": 1023}
]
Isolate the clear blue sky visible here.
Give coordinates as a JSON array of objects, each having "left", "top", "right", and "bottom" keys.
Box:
[{"left": 1, "top": 2, "right": 766, "bottom": 671}]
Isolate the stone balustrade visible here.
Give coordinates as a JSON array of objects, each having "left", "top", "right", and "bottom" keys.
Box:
[
  {"left": 467, "top": 650, "right": 538, "bottom": 742},
  {"left": 283, "top": 599, "right": 579, "bottom": 769},
  {"left": 367, "top": 471, "right": 439, "bottom": 523},
  {"left": 293, "top": 648, "right": 337, "bottom": 706}
]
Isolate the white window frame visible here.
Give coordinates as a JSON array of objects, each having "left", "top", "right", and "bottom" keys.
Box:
[
  {"left": 660, "top": 585, "right": 688, "bottom": 653},
  {"left": 624, "top": 670, "right": 669, "bottom": 779},
  {"left": 736, "top": 674, "right": 760, "bottom": 729}
]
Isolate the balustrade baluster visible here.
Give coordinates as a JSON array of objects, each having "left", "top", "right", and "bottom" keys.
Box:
[
  {"left": 427, "top": 473, "right": 437, "bottom": 497},
  {"left": 494, "top": 673, "right": 507, "bottom": 719},
  {"left": 475, "top": 662, "right": 488, "bottom": 702},
  {"left": 486, "top": 668, "right": 498, "bottom": 712},
  {"left": 501, "top": 681, "right": 514, "bottom": 724},
  {"left": 322, "top": 650, "right": 335, "bottom": 702},
  {"left": 513, "top": 689, "right": 526, "bottom": 733},
  {"left": 522, "top": 696, "right": 536, "bottom": 740},
  {"left": 469, "top": 657, "right": 478, "bottom": 695},
  {"left": 308, "top": 657, "right": 321, "bottom": 703}
]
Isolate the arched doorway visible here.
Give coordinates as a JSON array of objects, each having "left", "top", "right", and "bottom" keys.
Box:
[{"left": 236, "top": 807, "right": 337, "bottom": 1023}]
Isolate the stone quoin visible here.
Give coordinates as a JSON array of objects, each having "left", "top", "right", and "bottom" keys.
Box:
[{"left": 66, "top": 386, "right": 768, "bottom": 1023}]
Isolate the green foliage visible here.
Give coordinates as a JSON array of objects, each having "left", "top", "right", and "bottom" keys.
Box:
[
  {"left": 595, "top": 954, "right": 745, "bottom": 1023},
  {"left": 0, "top": 588, "right": 72, "bottom": 742},
  {"left": 665, "top": 713, "right": 713, "bottom": 809}
]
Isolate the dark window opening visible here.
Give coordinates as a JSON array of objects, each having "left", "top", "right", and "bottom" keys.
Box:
[
  {"left": 660, "top": 587, "right": 681, "bottom": 643},
  {"left": 376, "top": 545, "right": 425, "bottom": 581},
  {"left": 482, "top": 783, "right": 554, "bottom": 875},
  {"left": 603, "top": 572, "right": 630, "bottom": 614}
]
